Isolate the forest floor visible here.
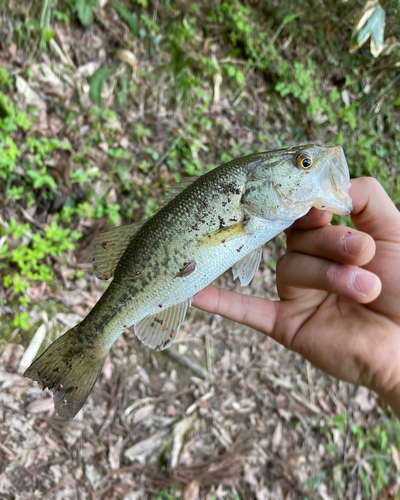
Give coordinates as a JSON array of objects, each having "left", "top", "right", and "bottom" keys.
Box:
[{"left": 1, "top": 1, "right": 400, "bottom": 498}]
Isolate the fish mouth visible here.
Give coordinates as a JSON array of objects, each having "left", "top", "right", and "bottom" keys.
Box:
[{"left": 313, "top": 146, "right": 353, "bottom": 216}]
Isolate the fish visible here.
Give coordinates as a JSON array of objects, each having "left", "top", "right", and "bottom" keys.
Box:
[{"left": 24, "top": 144, "right": 353, "bottom": 419}]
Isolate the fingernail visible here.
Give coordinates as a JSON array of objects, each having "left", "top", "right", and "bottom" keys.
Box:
[
  {"left": 345, "top": 234, "right": 369, "bottom": 256},
  {"left": 353, "top": 272, "right": 379, "bottom": 296}
]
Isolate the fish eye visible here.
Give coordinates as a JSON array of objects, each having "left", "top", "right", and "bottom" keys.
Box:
[{"left": 296, "top": 153, "right": 314, "bottom": 169}]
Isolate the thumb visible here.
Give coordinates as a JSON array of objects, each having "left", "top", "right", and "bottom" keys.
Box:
[{"left": 350, "top": 177, "right": 400, "bottom": 243}]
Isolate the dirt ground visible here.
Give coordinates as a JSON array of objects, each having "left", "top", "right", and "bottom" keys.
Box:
[{"left": 0, "top": 242, "right": 389, "bottom": 499}]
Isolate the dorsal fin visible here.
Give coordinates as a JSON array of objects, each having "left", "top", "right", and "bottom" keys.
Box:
[
  {"left": 156, "top": 176, "right": 199, "bottom": 211},
  {"left": 92, "top": 222, "right": 144, "bottom": 280}
]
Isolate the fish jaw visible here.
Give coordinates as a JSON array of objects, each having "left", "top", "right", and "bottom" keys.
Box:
[{"left": 312, "top": 146, "right": 353, "bottom": 216}]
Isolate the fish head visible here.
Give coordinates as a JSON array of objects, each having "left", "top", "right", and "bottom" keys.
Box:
[{"left": 244, "top": 144, "right": 353, "bottom": 221}]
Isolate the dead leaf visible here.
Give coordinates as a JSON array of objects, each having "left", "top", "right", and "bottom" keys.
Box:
[
  {"left": 0, "top": 344, "right": 24, "bottom": 371},
  {"left": 15, "top": 76, "right": 46, "bottom": 109},
  {"left": 272, "top": 419, "right": 282, "bottom": 451},
  {"left": 391, "top": 444, "right": 400, "bottom": 473},
  {"left": 354, "top": 386, "right": 376, "bottom": 412},
  {"left": 183, "top": 480, "right": 200, "bottom": 500},
  {"left": 115, "top": 49, "right": 138, "bottom": 69},
  {"left": 25, "top": 398, "right": 54, "bottom": 414}
]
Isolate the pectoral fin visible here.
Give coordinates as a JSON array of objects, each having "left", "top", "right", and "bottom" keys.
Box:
[
  {"left": 197, "top": 221, "right": 250, "bottom": 248},
  {"left": 92, "top": 222, "right": 144, "bottom": 280},
  {"left": 134, "top": 299, "right": 191, "bottom": 351},
  {"left": 232, "top": 246, "right": 263, "bottom": 286}
]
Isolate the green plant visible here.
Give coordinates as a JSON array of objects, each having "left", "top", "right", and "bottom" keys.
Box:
[
  {"left": 153, "top": 487, "right": 180, "bottom": 500},
  {"left": 168, "top": 17, "right": 207, "bottom": 103},
  {"left": 324, "top": 414, "right": 400, "bottom": 496},
  {"left": 1, "top": 218, "right": 81, "bottom": 330},
  {"left": 89, "top": 67, "right": 116, "bottom": 107},
  {"left": 0, "top": 69, "right": 13, "bottom": 90},
  {"left": 223, "top": 63, "right": 245, "bottom": 84},
  {"left": 111, "top": 2, "right": 139, "bottom": 35},
  {"left": 76, "top": 0, "right": 98, "bottom": 26},
  {"left": 0, "top": 90, "right": 32, "bottom": 179}
]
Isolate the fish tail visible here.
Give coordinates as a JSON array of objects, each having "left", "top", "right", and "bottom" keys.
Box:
[{"left": 24, "top": 322, "right": 109, "bottom": 420}]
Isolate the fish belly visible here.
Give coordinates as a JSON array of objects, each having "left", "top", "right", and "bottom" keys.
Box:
[{"left": 101, "top": 217, "right": 292, "bottom": 346}]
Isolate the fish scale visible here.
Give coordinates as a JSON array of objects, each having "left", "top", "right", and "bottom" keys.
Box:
[{"left": 24, "top": 144, "right": 353, "bottom": 419}]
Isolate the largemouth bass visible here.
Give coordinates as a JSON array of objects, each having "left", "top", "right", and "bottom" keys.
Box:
[{"left": 25, "top": 144, "right": 353, "bottom": 419}]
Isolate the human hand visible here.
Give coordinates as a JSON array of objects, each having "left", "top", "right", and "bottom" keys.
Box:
[{"left": 193, "top": 178, "right": 400, "bottom": 417}]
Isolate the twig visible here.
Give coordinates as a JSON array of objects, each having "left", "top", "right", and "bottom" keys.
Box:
[
  {"left": 306, "top": 360, "right": 314, "bottom": 404},
  {"left": 380, "top": 480, "right": 400, "bottom": 499},
  {"left": 166, "top": 347, "right": 209, "bottom": 379},
  {"left": 351, "top": 454, "right": 391, "bottom": 476},
  {"left": 186, "top": 389, "right": 214, "bottom": 415},
  {"left": 18, "top": 205, "right": 45, "bottom": 230},
  {"left": 205, "top": 329, "right": 213, "bottom": 380},
  {"left": 290, "top": 390, "right": 323, "bottom": 415}
]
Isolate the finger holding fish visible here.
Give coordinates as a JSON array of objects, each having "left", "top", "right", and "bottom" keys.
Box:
[
  {"left": 289, "top": 207, "right": 333, "bottom": 230},
  {"left": 276, "top": 252, "right": 381, "bottom": 303},
  {"left": 286, "top": 225, "right": 376, "bottom": 266}
]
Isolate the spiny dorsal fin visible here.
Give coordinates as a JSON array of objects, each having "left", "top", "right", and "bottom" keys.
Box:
[
  {"left": 232, "top": 246, "right": 263, "bottom": 287},
  {"left": 135, "top": 299, "right": 192, "bottom": 351},
  {"left": 156, "top": 176, "right": 199, "bottom": 211},
  {"left": 92, "top": 222, "right": 144, "bottom": 280}
]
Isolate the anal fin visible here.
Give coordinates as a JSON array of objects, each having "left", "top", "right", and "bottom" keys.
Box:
[
  {"left": 134, "top": 299, "right": 191, "bottom": 351},
  {"left": 232, "top": 246, "right": 263, "bottom": 286}
]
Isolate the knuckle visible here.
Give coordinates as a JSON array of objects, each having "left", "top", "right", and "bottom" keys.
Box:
[
  {"left": 324, "top": 261, "right": 340, "bottom": 284},
  {"left": 360, "top": 176, "right": 383, "bottom": 194},
  {"left": 276, "top": 253, "right": 292, "bottom": 272}
]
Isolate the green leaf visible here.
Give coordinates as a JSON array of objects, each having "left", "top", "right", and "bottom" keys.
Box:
[
  {"left": 40, "top": 0, "right": 51, "bottom": 28},
  {"left": 235, "top": 70, "right": 245, "bottom": 84},
  {"left": 14, "top": 312, "right": 30, "bottom": 330},
  {"left": 350, "top": 2, "right": 386, "bottom": 57},
  {"left": 111, "top": 2, "right": 139, "bottom": 35},
  {"left": 89, "top": 66, "right": 116, "bottom": 107},
  {"left": 76, "top": 0, "right": 97, "bottom": 26},
  {"left": 42, "top": 28, "right": 54, "bottom": 43},
  {"left": 283, "top": 12, "right": 300, "bottom": 25}
]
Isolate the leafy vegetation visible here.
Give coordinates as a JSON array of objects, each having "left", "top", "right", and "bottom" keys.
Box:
[{"left": 324, "top": 413, "right": 400, "bottom": 497}]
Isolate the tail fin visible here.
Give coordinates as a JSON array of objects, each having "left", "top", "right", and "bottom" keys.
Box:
[{"left": 24, "top": 324, "right": 108, "bottom": 420}]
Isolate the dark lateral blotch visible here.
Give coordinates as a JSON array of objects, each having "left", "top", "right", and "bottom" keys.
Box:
[{"left": 174, "top": 260, "right": 196, "bottom": 278}]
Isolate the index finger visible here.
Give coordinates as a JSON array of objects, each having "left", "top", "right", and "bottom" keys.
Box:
[
  {"left": 289, "top": 208, "right": 333, "bottom": 231},
  {"left": 192, "top": 285, "right": 278, "bottom": 334}
]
